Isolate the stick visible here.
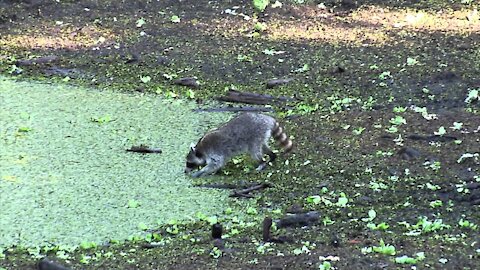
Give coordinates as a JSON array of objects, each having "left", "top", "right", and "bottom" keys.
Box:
[
  {"left": 229, "top": 183, "right": 272, "bottom": 198},
  {"left": 193, "top": 106, "right": 274, "bottom": 113},
  {"left": 126, "top": 145, "right": 162, "bottom": 154}
]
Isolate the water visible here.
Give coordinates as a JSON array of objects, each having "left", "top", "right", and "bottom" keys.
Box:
[{"left": 0, "top": 76, "right": 229, "bottom": 248}]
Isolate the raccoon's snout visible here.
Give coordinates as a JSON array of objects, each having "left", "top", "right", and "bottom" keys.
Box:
[{"left": 185, "top": 162, "right": 197, "bottom": 173}]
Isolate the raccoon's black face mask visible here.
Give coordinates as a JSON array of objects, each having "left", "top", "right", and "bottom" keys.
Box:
[{"left": 184, "top": 146, "right": 206, "bottom": 173}]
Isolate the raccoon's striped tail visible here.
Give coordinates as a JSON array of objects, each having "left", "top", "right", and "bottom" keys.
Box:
[{"left": 272, "top": 122, "right": 293, "bottom": 153}]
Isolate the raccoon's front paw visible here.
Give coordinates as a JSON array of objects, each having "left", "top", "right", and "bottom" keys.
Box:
[
  {"left": 191, "top": 171, "right": 204, "bottom": 178},
  {"left": 255, "top": 162, "right": 268, "bottom": 172}
]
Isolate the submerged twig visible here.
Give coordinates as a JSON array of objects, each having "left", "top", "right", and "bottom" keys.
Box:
[{"left": 126, "top": 145, "right": 162, "bottom": 154}]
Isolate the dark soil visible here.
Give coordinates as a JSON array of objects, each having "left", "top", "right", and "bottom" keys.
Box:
[{"left": 1, "top": 0, "right": 479, "bottom": 269}]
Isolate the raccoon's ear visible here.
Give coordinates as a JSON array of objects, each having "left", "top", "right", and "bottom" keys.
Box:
[{"left": 189, "top": 142, "right": 196, "bottom": 152}]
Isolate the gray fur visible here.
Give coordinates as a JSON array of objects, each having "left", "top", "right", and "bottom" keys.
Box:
[{"left": 185, "top": 113, "right": 291, "bottom": 178}]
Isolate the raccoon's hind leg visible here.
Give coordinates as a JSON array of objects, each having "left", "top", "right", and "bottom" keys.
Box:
[
  {"left": 191, "top": 157, "right": 224, "bottom": 178},
  {"left": 253, "top": 145, "right": 277, "bottom": 172}
]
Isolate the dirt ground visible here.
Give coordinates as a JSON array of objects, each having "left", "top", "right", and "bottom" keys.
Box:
[{"left": 1, "top": 0, "right": 479, "bottom": 269}]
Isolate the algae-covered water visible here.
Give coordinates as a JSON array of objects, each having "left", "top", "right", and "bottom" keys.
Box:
[{"left": 0, "top": 76, "right": 229, "bottom": 248}]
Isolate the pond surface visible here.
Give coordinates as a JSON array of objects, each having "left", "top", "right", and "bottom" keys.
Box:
[{"left": 0, "top": 76, "right": 229, "bottom": 248}]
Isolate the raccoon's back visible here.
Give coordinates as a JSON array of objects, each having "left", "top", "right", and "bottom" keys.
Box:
[
  {"left": 218, "top": 113, "right": 276, "bottom": 140},
  {"left": 197, "top": 113, "right": 276, "bottom": 155}
]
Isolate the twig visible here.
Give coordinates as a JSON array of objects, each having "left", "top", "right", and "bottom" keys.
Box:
[
  {"left": 229, "top": 183, "right": 272, "bottom": 198},
  {"left": 217, "top": 90, "right": 295, "bottom": 105},
  {"left": 193, "top": 106, "right": 274, "bottom": 113},
  {"left": 126, "top": 145, "right": 162, "bottom": 154}
]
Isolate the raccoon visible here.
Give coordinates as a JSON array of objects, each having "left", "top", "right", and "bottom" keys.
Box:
[{"left": 185, "top": 113, "right": 293, "bottom": 178}]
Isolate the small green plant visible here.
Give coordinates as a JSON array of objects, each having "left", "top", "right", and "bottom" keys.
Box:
[
  {"left": 237, "top": 54, "right": 252, "bottom": 62},
  {"left": 185, "top": 89, "right": 195, "bottom": 99},
  {"left": 405, "top": 217, "right": 450, "bottom": 235},
  {"left": 429, "top": 200, "right": 443, "bottom": 208},
  {"left": 423, "top": 161, "right": 441, "bottom": 171},
  {"left": 254, "top": 22, "right": 267, "bottom": 32},
  {"left": 450, "top": 122, "right": 463, "bottom": 130},
  {"left": 393, "top": 106, "right": 407, "bottom": 113},
  {"left": 246, "top": 207, "right": 258, "bottom": 215},
  {"left": 465, "top": 89, "right": 478, "bottom": 104},
  {"left": 353, "top": 127, "right": 366, "bottom": 135},
  {"left": 367, "top": 222, "right": 390, "bottom": 230},
  {"left": 293, "top": 63, "right": 310, "bottom": 73},
  {"left": 322, "top": 216, "right": 335, "bottom": 226},
  {"left": 389, "top": 115, "right": 406, "bottom": 125},
  {"left": 210, "top": 247, "right": 222, "bottom": 258},
  {"left": 363, "top": 240, "right": 396, "bottom": 255},
  {"left": 171, "top": 15, "right": 180, "bottom": 23},
  {"left": 457, "top": 153, "right": 479, "bottom": 163},
  {"left": 319, "top": 261, "right": 332, "bottom": 270},
  {"left": 335, "top": 193, "right": 348, "bottom": 207},
  {"left": 136, "top": 18, "right": 146, "bottom": 27},
  {"left": 293, "top": 241, "right": 316, "bottom": 255},
  {"left": 80, "top": 241, "right": 97, "bottom": 250},
  {"left": 140, "top": 75, "right": 151, "bottom": 83},
  {"left": 372, "top": 239, "right": 396, "bottom": 255},
  {"left": 434, "top": 126, "right": 446, "bottom": 136},
  {"left": 253, "top": 0, "right": 270, "bottom": 12},
  {"left": 395, "top": 252, "right": 425, "bottom": 264},
  {"left": 458, "top": 219, "right": 478, "bottom": 230},
  {"left": 406, "top": 57, "right": 419, "bottom": 66}
]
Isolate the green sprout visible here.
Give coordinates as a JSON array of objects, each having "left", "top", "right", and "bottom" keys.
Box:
[
  {"left": 372, "top": 239, "right": 396, "bottom": 255},
  {"left": 319, "top": 261, "right": 332, "bottom": 270},
  {"left": 253, "top": 0, "right": 270, "bottom": 12},
  {"left": 171, "top": 15, "right": 181, "bottom": 23},
  {"left": 434, "top": 126, "right": 446, "bottom": 136},
  {"left": 136, "top": 18, "right": 146, "bottom": 27},
  {"left": 353, "top": 127, "right": 366, "bottom": 135},
  {"left": 450, "top": 122, "right": 463, "bottom": 130},
  {"left": 395, "top": 252, "right": 425, "bottom": 264},
  {"left": 389, "top": 115, "right": 406, "bottom": 126},
  {"left": 429, "top": 200, "right": 443, "bottom": 208},
  {"left": 458, "top": 219, "right": 478, "bottom": 230},
  {"left": 465, "top": 89, "right": 478, "bottom": 104},
  {"left": 140, "top": 75, "right": 151, "bottom": 83}
]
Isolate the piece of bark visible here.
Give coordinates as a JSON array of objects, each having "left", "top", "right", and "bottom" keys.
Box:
[
  {"left": 229, "top": 183, "right": 272, "bottom": 198},
  {"left": 212, "top": 223, "right": 223, "bottom": 239},
  {"left": 126, "top": 145, "right": 162, "bottom": 154},
  {"left": 217, "top": 90, "right": 294, "bottom": 105},
  {"left": 193, "top": 106, "right": 274, "bottom": 113},
  {"left": 141, "top": 242, "right": 164, "bottom": 249},
  {"left": 17, "top": 55, "right": 58, "bottom": 66},
  {"left": 173, "top": 77, "right": 199, "bottom": 88},
  {"left": 407, "top": 134, "right": 457, "bottom": 142},
  {"left": 262, "top": 217, "right": 272, "bottom": 242},
  {"left": 397, "top": 147, "right": 421, "bottom": 160},
  {"left": 266, "top": 78, "right": 293, "bottom": 89},
  {"left": 275, "top": 211, "right": 320, "bottom": 228},
  {"left": 37, "top": 258, "right": 71, "bottom": 270}
]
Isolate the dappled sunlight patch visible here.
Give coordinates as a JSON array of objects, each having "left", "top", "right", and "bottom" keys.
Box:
[
  {"left": 0, "top": 23, "right": 118, "bottom": 50},
  {"left": 204, "top": 5, "right": 479, "bottom": 46},
  {"left": 353, "top": 6, "right": 480, "bottom": 33}
]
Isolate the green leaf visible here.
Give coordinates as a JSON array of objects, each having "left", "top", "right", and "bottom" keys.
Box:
[
  {"left": 127, "top": 199, "right": 140, "bottom": 208},
  {"left": 136, "top": 18, "right": 146, "bottom": 27},
  {"left": 171, "top": 15, "right": 180, "bottom": 23},
  {"left": 253, "top": 0, "right": 270, "bottom": 12}
]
